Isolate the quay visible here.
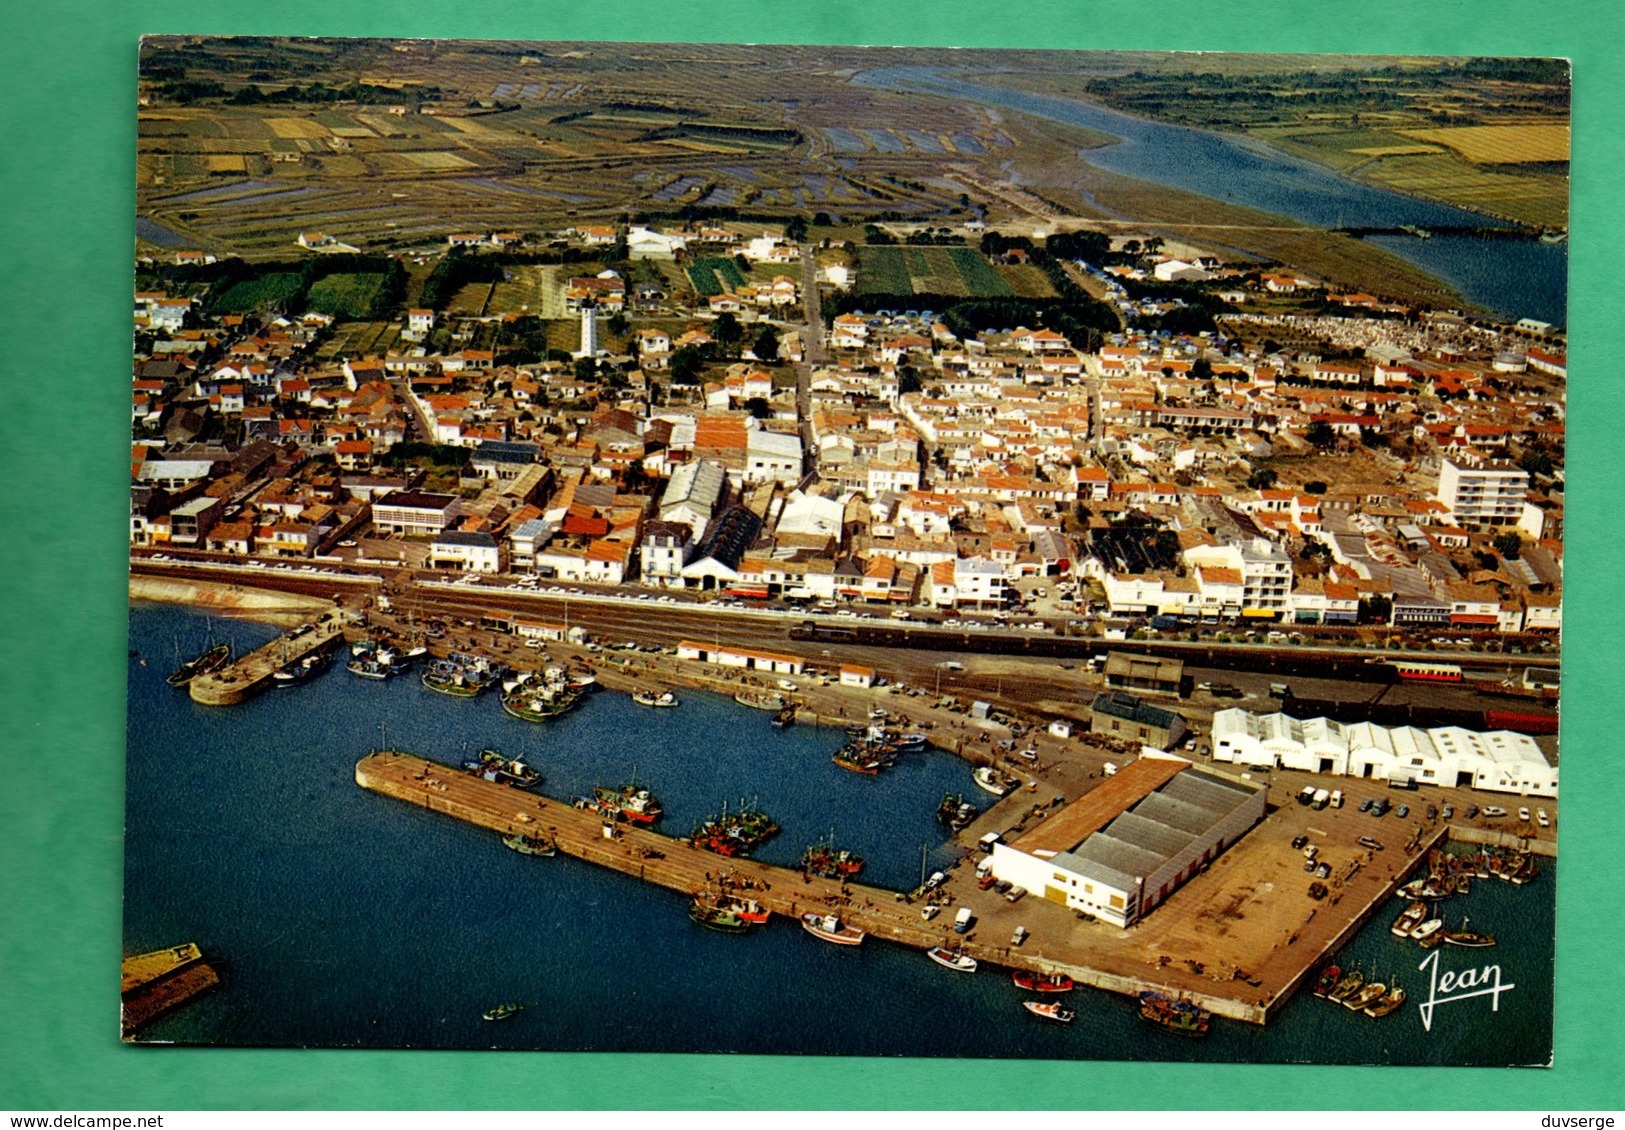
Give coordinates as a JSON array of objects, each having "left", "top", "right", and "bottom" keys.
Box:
[
  {"left": 355, "top": 750, "right": 1548, "bottom": 1025},
  {"left": 120, "top": 942, "right": 220, "bottom": 1038},
  {"left": 189, "top": 609, "right": 359, "bottom": 705}
]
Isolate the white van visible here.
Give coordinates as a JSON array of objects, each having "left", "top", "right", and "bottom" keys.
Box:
[{"left": 954, "top": 907, "right": 975, "bottom": 933}]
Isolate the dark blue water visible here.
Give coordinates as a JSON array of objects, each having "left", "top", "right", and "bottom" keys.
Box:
[
  {"left": 852, "top": 67, "right": 1567, "bottom": 326},
  {"left": 125, "top": 604, "right": 1552, "bottom": 1062}
]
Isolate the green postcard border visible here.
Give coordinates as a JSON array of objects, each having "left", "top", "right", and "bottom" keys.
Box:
[{"left": 2, "top": 0, "right": 1620, "bottom": 1110}]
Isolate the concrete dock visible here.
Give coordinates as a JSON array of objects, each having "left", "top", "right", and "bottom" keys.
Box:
[
  {"left": 190, "top": 609, "right": 358, "bottom": 705},
  {"left": 356, "top": 749, "right": 1549, "bottom": 1025}
]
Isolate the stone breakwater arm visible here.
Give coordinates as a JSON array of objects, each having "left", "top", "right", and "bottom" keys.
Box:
[{"left": 353, "top": 751, "right": 1272, "bottom": 1024}]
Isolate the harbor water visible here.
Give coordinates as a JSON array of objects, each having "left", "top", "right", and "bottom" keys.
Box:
[
  {"left": 850, "top": 66, "right": 1568, "bottom": 327},
  {"left": 125, "top": 604, "right": 1553, "bottom": 1063}
]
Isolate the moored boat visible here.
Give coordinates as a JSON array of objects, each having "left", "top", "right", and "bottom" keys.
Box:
[
  {"left": 1329, "top": 969, "right": 1365, "bottom": 1003},
  {"left": 973, "top": 766, "right": 1018, "bottom": 797},
  {"left": 1012, "top": 970, "right": 1074, "bottom": 993},
  {"left": 481, "top": 1002, "right": 523, "bottom": 1021},
  {"left": 689, "top": 900, "right": 755, "bottom": 934},
  {"left": 1443, "top": 916, "right": 1497, "bottom": 948},
  {"left": 927, "top": 946, "right": 977, "bottom": 973},
  {"left": 1023, "top": 1000, "right": 1075, "bottom": 1023},
  {"left": 1312, "top": 964, "right": 1341, "bottom": 998},
  {"left": 734, "top": 690, "right": 785, "bottom": 710},
  {"left": 1365, "top": 985, "right": 1407, "bottom": 1018},
  {"left": 167, "top": 641, "right": 231, "bottom": 687},
  {"left": 1391, "top": 901, "right": 1429, "bottom": 938},
  {"left": 800, "top": 840, "right": 865, "bottom": 879},
  {"left": 465, "top": 750, "right": 542, "bottom": 787},
  {"left": 1345, "top": 981, "right": 1387, "bottom": 1011},
  {"left": 1411, "top": 918, "right": 1445, "bottom": 946},
  {"left": 501, "top": 833, "right": 557, "bottom": 856},
  {"left": 1138, "top": 992, "right": 1210, "bottom": 1037},
  {"left": 632, "top": 689, "right": 679, "bottom": 708},
  {"left": 800, "top": 912, "right": 864, "bottom": 946},
  {"left": 770, "top": 705, "right": 797, "bottom": 729},
  {"left": 591, "top": 783, "right": 663, "bottom": 824}
]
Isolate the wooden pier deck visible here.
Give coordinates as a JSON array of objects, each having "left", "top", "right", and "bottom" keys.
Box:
[{"left": 190, "top": 610, "right": 360, "bottom": 705}]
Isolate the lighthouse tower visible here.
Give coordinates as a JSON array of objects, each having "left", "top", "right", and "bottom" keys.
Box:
[{"left": 574, "top": 303, "right": 599, "bottom": 360}]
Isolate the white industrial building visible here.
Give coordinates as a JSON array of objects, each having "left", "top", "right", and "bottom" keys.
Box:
[
  {"left": 988, "top": 753, "right": 1266, "bottom": 928},
  {"left": 1210, "top": 707, "right": 1558, "bottom": 798}
]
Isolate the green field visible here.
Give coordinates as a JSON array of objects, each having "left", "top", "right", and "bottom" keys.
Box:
[
  {"left": 856, "top": 246, "right": 1013, "bottom": 298},
  {"left": 306, "top": 272, "right": 391, "bottom": 320},
  {"left": 687, "top": 256, "right": 748, "bottom": 297},
  {"left": 209, "top": 272, "right": 305, "bottom": 313}
]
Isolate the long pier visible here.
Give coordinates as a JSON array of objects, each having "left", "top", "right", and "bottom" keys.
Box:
[
  {"left": 356, "top": 750, "right": 1492, "bottom": 1026},
  {"left": 190, "top": 609, "right": 358, "bottom": 705}
]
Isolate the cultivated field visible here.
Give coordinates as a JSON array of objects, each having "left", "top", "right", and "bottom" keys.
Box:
[
  {"left": 488, "top": 264, "right": 566, "bottom": 318},
  {"left": 856, "top": 246, "right": 1015, "bottom": 298},
  {"left": 1398, "top": 124, "right": 1570, "bottom": 165}
]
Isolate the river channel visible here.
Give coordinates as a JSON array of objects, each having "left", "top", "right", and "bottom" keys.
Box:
[{"left": 851, "top": 66, "right": 1567, "bottom": 327}]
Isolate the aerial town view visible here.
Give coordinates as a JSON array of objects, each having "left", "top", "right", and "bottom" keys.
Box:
[{"left": 126, "top": 38, "right": 1565, "bottom": 1065}]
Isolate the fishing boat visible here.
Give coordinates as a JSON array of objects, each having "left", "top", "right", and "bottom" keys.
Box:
[
  {"left": 591, "top": 783, "right": 663, "bottom": 824},
  {"left": 167, "top": 641, "right": 231, "bottom": 687},
  {"left": 1365, "top": 985, "right": 1407, "bottom": 1019},
  {"left": 481, "top": 1002, "right": 523, "bottom": 1022},
  {"left": 1345, "top": 980, "right": 1387, "bottom": 1011},
  {"left": 973, "top": 766, "right": 1017, "bottom": 797},
  {"left": 691, "top": 801, "right": 779, "bottom": 855},
  {"left": 701, "top": 892, "right": 770, "bottom": 925},
  {"left": 1411, "top": 918, "right": 1445, "bottom": 945},
  {"left": 688, "top": 900, "right": 755, "bottom": 934},
  {"left": 1397, "top": 877, "right": 1451, "bottom": 901},
  {"left": 1312, "top": 964, "right": 1341, "bottom": 998},
  {"left": 1013, "top": 970, "right": 1074, "bottom": 993},
  {"left": 567, "top": 672, "right": 598, "bottom": 692},
  {"left": 935, "top": 793, "right": 979, "bottom": 831},
  {"left": 927, "top": 946, "right": 977, "bottom": 973},
  {"left": 895, "top": 732, "right": 928, "bottom": 750},
  {"left": 1138, "top": 992, "right": 1210, "bottom": 1038},
  {"left": 1390, "top": 901, "right": 1429, "bottom": 938},
  {"left": 1329, "top": 969, "right": 1365, "bottom": 1003},
  {"left": 800, "top": 840, "right": 865, "bottom": 880},
  {"left": 800, "top": 912, "right": 864, "bottom": 946},
  {"left": 501, "top": 833, "right": 557, "bottom": 857},
  {"left": 1443, "top": 917, "right": 1497, "bottom": 948},
  {"left": 770, "top": 705, "right": 797, "bottom": 729},
  {"left": 500, "top": 667, "right": 582, "bottom": 721},
  {"left": 422, "top": 653, "right": 501, "bottom": 697},
  {"left": 734, "top": 690, "right": 785, "bottom": 711},
  {"left": 464, "top": 750, "right": 542, "bottom": 788},
  {"left": 1023, "top": 1000, "right": 1075, "bottom": 1023},
  {"left": 833, "top": 744, "right": 887, "bottom": 775},
  {"left": 632, "top": 689, "right": 679, "bottom": 708},
  {"left": 274, "top": 647, "right": 332, "bottom": 686}
]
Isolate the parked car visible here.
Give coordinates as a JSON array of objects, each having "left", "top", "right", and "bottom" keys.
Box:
[
  {"left": 1537, "top": 808, "right": 1551, "bottom": 828},
  {"left": 1442, "top": 803, "right": 1454, "bottom": 819},
  {"left": 1465, "top": 804, "right": 1480, "bottom": 818},
  {"left": 1395, "top": 804, "right": 1410, "bottom": 819},
  {"left": 1482, "top": 806, "right": 1508, "bottom": 818},
  {"left": 1518, "top": 806, "right": 1532, "bottom": 822},
  {"left": 1330, "top": 790, "right": 1344, "bottom": 809},
  {"left": 1359, "top": 798, "right": 1375, "bottom": 813},
  {"left": 1358, "top": 836, "right": 1384, "bottom": 851}
]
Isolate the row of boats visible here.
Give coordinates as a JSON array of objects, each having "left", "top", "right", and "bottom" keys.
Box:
[
  {"left": 832, "top": 727, "right": 930, "bottom": 775},
  {"left": 1390, "top": 901, "right": 1496, "bottom": 949},
  {"left": 1398, "top": 845, "right": 1540, "bottom": 901},
  {"left": 690, "top": 802, "right": 781, "bottom": 856},
  {"left": 1313, "top": 964, "right": 1408, "bottom": 1018}
]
